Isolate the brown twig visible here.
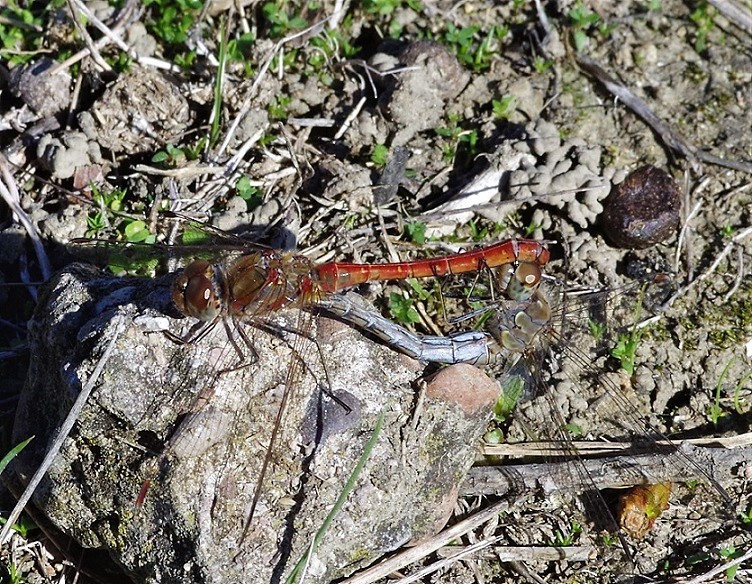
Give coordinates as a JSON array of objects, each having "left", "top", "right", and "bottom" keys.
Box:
[{"left": 577, "top": 55, "right": 752, "bottom": 175}]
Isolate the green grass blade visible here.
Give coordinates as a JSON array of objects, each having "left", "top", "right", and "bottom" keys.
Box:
[
  {"left": 285, "top": 411, "right": 385, "bottom": 584},
  {"left": 0, "top": 436, "right": 33, "bottom": 478}
]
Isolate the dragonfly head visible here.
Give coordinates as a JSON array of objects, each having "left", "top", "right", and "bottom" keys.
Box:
[
  {"left": 172, "top": 260, "right": 224, "bottom": 322},
  {"left": 499, "top": 261, "right": 542, "bottom": 302}
]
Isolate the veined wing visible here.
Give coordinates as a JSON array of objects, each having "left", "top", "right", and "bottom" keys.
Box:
[{"left": 480, "top": 275, "right": 744, "bottom": 578}]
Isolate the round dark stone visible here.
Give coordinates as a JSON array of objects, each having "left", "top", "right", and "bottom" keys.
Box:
[{"left": 601, "top": 165, "right": 681, "bottom": 249}]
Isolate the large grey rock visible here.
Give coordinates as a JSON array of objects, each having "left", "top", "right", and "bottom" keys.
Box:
[{"left": 12, "top": 263, "right": 498, "bottom": 583}]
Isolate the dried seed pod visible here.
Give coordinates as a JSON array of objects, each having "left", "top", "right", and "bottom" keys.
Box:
[
  {"left": 617, "top": 482, "right": 672, "bottom": 539},
  {"left": 601, "top": 166, "right": 681, "bottom": 249}
]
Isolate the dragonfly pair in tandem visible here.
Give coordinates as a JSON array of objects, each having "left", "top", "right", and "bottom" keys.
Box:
[
  {"left": 79, "top": 216, "right": 736, "bottom": 576},
  {"left": 163, "top": 230, "right": 549, "bottom": 532}
]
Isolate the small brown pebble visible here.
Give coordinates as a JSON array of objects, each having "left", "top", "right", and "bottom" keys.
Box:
[
  {"left": 601, "top": 166, "right": 681, "bottom": 249},
  {"left": 426, "top": 363, "right": 499, "bottom": 416}
]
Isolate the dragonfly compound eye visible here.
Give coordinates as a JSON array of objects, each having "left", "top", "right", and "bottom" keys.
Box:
[
  {"left": 515, "top": 262, "right": 541, "bottom": 288},
  {"left": 504, "top": 262, "right": 542, "bottom": 301},
  {"left": 172, "top": 260, "right": 221, "bottom": 321}
]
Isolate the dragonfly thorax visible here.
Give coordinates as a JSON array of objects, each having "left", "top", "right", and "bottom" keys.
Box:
[
  {"left": 227, "top": 252, "right": 322, "bottom": 315},
  {"left": 489, "top": 289, "right": 552, "bottom": 355}
]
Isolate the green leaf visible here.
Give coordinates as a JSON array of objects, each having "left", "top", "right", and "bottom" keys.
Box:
[
  {"left": 494, "top": 375, "right": 524, "bottom": 422},
  {"left": 492, "top": 96, "right": 516, "bottom": 120},
  {"left": 405, "top": 222, "right": 426, "bottom": 245},
  {"left": 124, "top": 220, "right": 153, "bottom": 243},
  {"left": 406, "top": 278, "right": 431, "bottom": 302},
  {"left": 370, "top": 144, "right": 389, "bottom": 166},
  {"left": 285, "top": 411, "right": 385, "bottom": 584},
  {"left": 565, "top": 423, "right": 584, "bottom": 438},
  {"left": 389, "top": 293, "right": 420, "bottom": 325},
  {"left": 0, "top": 436, "right": 33, "bottom": 477}
]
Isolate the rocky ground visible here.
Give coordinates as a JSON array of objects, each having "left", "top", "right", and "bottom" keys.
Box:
[{"left": 0, "top": 0, "right": 751, "bottom": 583}]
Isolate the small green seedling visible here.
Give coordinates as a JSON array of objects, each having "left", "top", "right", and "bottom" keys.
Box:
[
  {"left": 152, "top": 144, "right": 186, "bottom": 166},
  {"left": 262, "top": 1, "right": 307, "bottom": 37},
  {"left": 708, "top": 359, "right": 751, "bottom": 424},
  {"left": 568, "top": 3, "right": 600, "bottom": 51},
  {"left": 690, "top": 2, "right": 719, "bottom": 53},
  {"left": 565, "top": 422, "right": 584, "bottom": 439},
  {"left": 739, "top": 503, "right": 752, "bottom": 525},
  {"left": 549, "top": 520, "right": 583, "bottom": 546},
  {"left": 389, "top": 293, "right": 420, "bottom": 325},
  {"left": 588, "top": 319, "right": 607, "bottom": 342},
  {"left": 709, "top": 359, "right": 733, "bottom": 425},
  {"left": 610, "top": 283, "right": 651, "bottom": 375},
  {"left": 611, "top": 330, "right": 641, "bottom": 375},
  {"left": 235, "top": 176, "right": 262, "bottom": 211},
  {"left": 405, "top": 222, "right": 427, "bottom": 245},
  {"left": 143, "top": 0, "right": 202, "bottom": 46},
  {"left": 601, "top": 532, "right": 619, "bottom": 547},
  {"left": 370, "top": 144, "right": 389, "bottom": 167},
  {"left": 86, "top": 185, "right": 128, "bottom": 236},
  {"left": 718, "top": 545, "right": 742, "bottom": 580},
  {"left": 492, "top": 96, "right": 517, "bottom": 120}
]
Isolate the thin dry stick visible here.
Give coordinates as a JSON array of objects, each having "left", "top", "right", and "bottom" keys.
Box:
[
  {"left": 328, "top": 0, "right": 347, "bottom": 29},
  {"left": 50, "top": 0, "right": 177, "bottom": 75},
  {"left": 67, "top": 68, "right": 84, "bottom": 128},
  {"left": 71, "top": 0, "right": 177, "bottom": 71},
  {"left": 393, "top": 536, "right": 504, "bottom": 584},
  {"left": 665, "top": 225, "right": 752, "bottom": 307},
  {"left": 132, "top": 164, "right": 227, "bottom": 178},
  {"left": 66, "top": 0, "right": 111, "bottom": 72},
  {"left": 674, "top": 197, "right": 704, "bottom": 276},
  {"left": 226, "top": 128, "right": 268, "bottom": 175},
  {"left": 0, "top": 314, "right": 126, "bottom": 545},
  {"left": 215, "top": 19, "right": 332, "bottom": 161},
  {"left": 339, "top": 499, "right": 509, "bottom": 584},
  {"left": 706, "top": 0, "right": 752, "bottom": 33},
  {"left": 533, "top": 0, "right": 553, "bottom": 40},
  {"left": 481, "top": 432, "right": 752, "bottom": 459},
  {"left": 333, "top": 96, "right": 366, "bottom": 140},
  {"left": 438, "top": 544, "right": 595, "bottom": 564},
  {"left": 577, "top": 56, "right": 752, "bottom": 175},
  {"left": 724, "top": 245, "right": 745, "bottom": 303},
  {"left": 0, "top": 155, "right": 52, "bottom": 284}
]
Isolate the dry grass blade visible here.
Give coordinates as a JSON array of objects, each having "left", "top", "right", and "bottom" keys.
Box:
[
  {"left": 339, "top": 499, "right": 510, "bottom": 584},
  {"left": 0, "top": 155, "right": 52, "bottom": 285}
]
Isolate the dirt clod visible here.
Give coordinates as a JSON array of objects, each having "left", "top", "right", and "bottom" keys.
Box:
[{"left": 601, "top": 165, "right": 681, "bottom": 249}]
